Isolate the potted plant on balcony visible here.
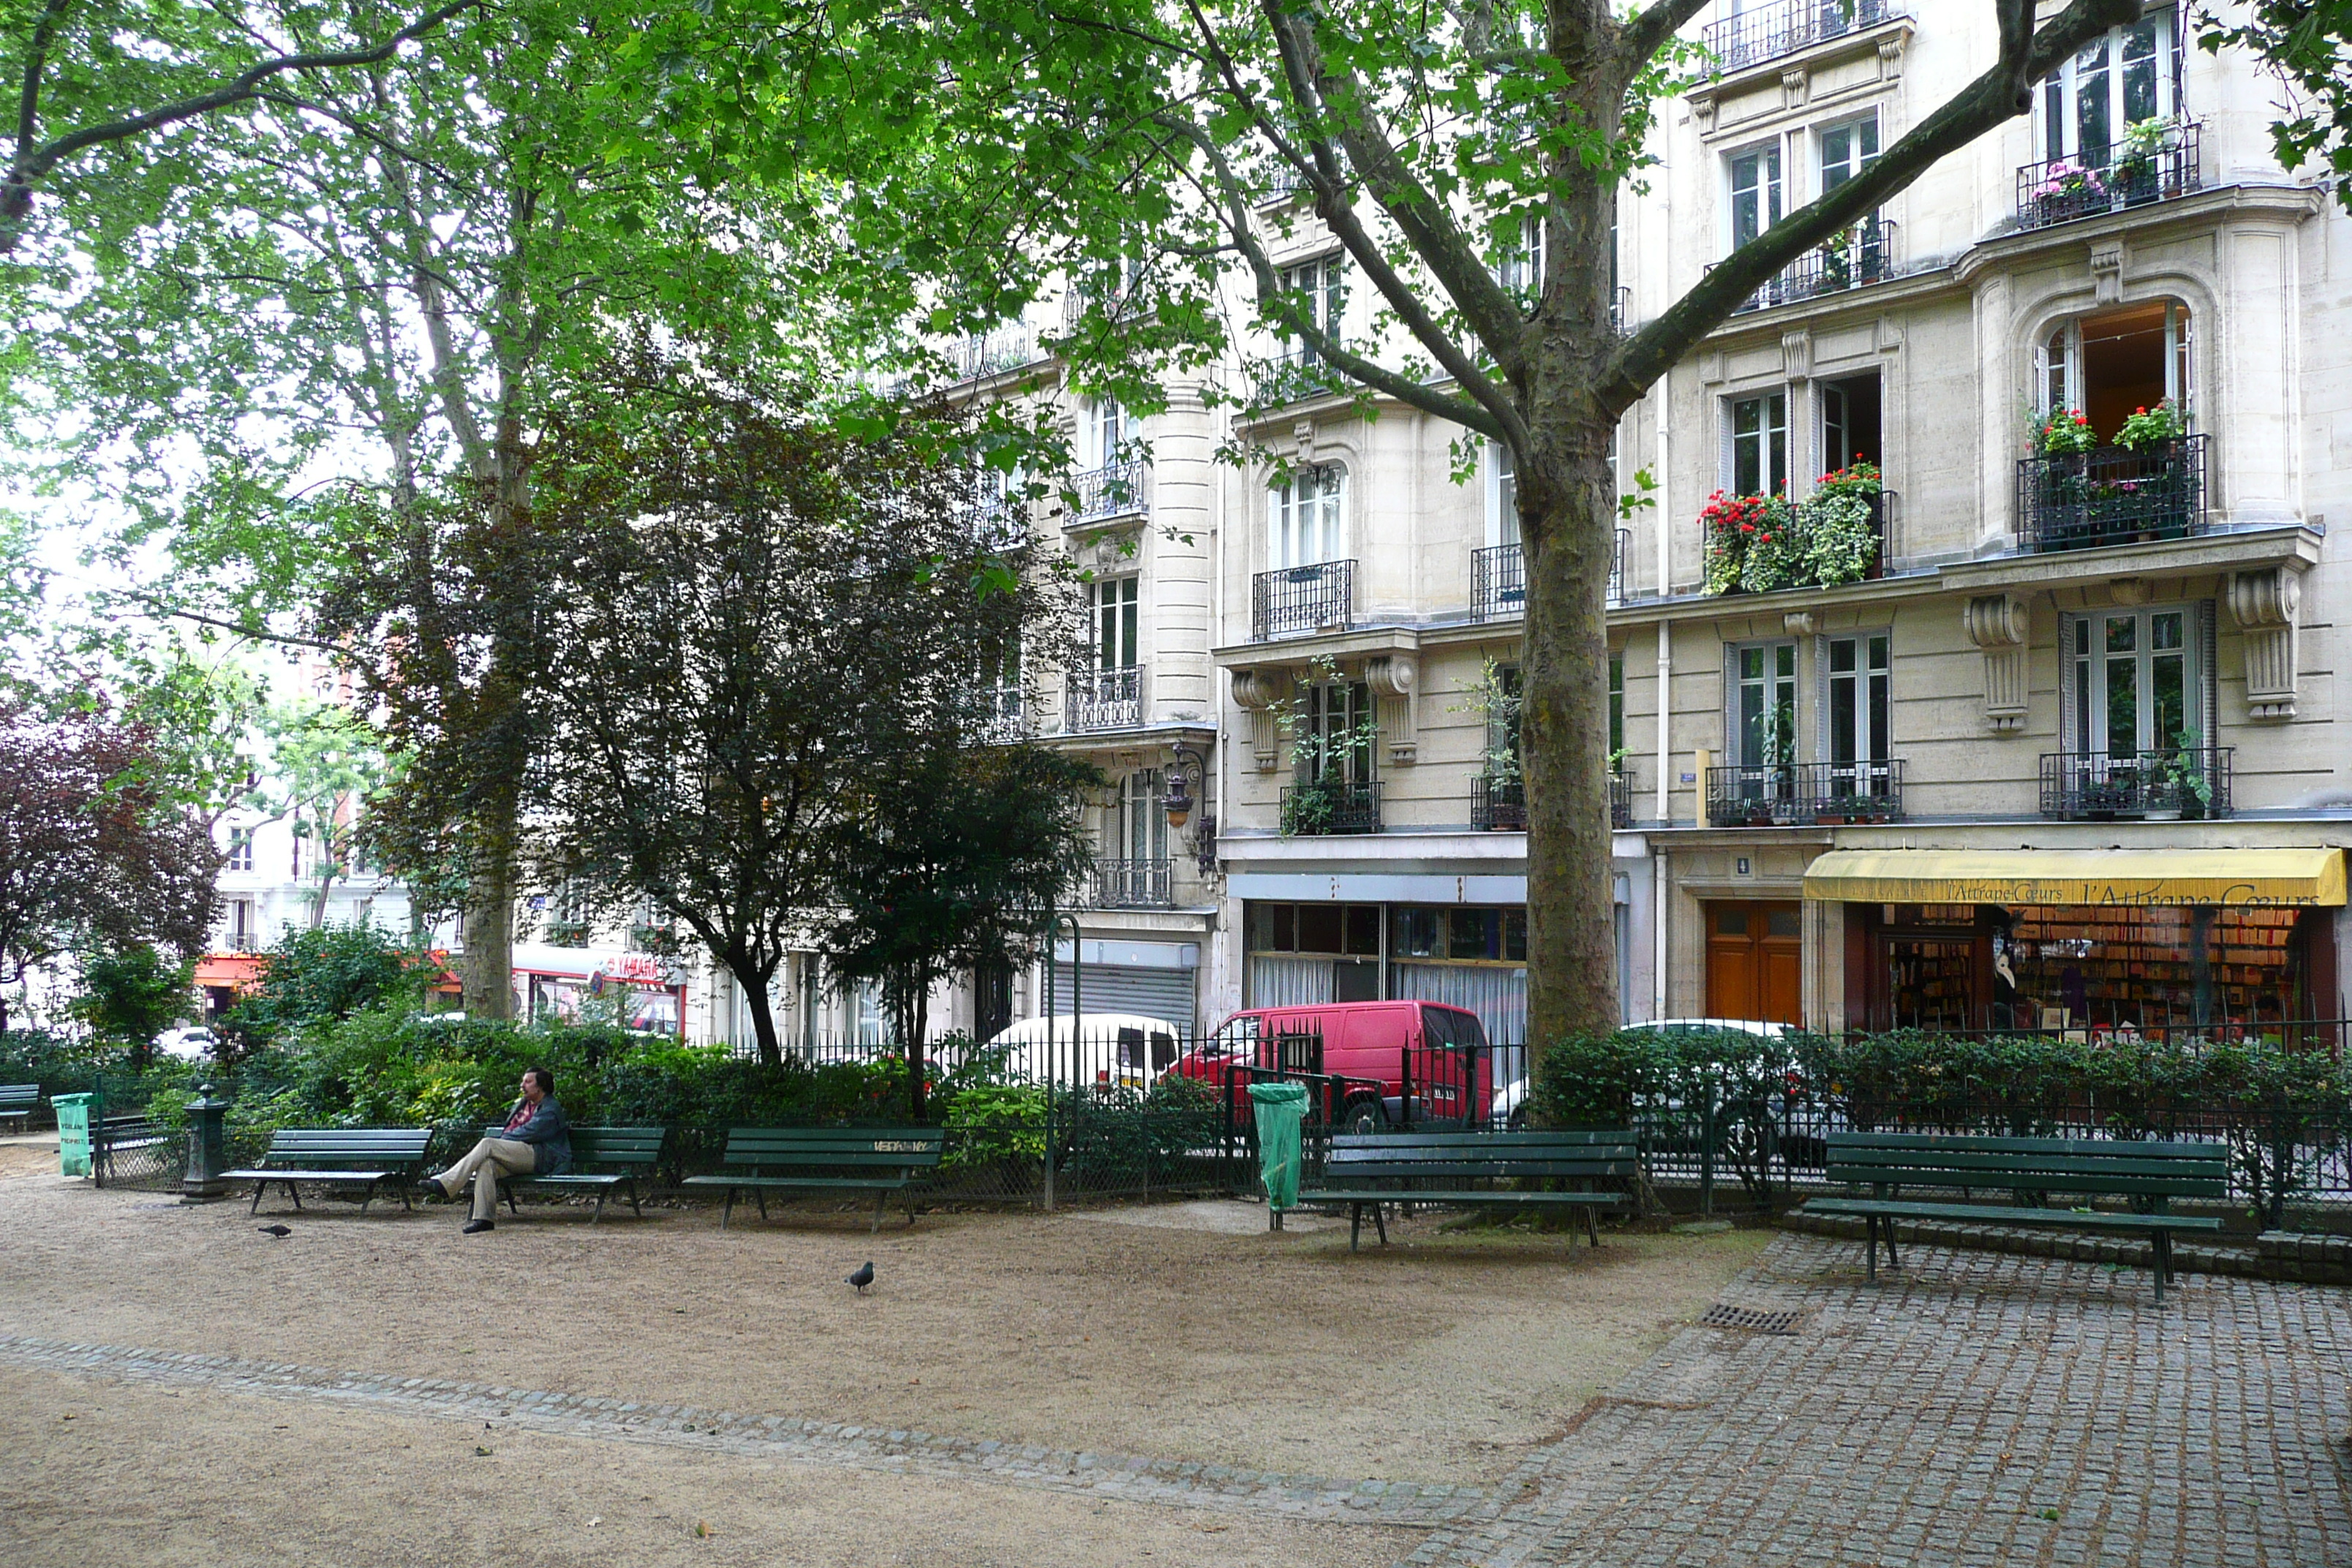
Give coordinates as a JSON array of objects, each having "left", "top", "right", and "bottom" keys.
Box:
[
  {"left": 1700, "top": 490, "right": 1758, "bottom": 594},
  {"left": 1817, "top": 225, "right": 1855, "bottom": 293},
  {"left": 1803, "top": 461, "right": 1882, "bottom": 586},
  {"left": 2030, "top": 159, "right": 2107, "bottom": 225},
  {"left": 2160, "top": 728, "right": 2215, "bottom": 821},
  {"left": 1736, "top": 496, "right": 1803, "bottom": 593},
  {"left": 2112, "top": 118, "right": 2171, "bottom": 206}
]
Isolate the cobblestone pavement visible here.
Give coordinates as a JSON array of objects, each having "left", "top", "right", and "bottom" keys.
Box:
[{"left": 1409, "top": 1231, "right": 2352, "bottom": 1567}]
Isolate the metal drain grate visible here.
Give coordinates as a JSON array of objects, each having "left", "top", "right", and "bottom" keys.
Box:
[{"left": 1699, "top": 1303, "right": 1803, "bottom": 1335}]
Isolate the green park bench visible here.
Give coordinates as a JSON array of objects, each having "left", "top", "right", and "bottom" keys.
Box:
[
  {"left": 682, "top": 1127, "right": 946, "bottom": 1232},
  {"left": 0, "top": 1084, "right": 36, "bottom": 1133},
  {"left": 222, "top": 1128, "right": 434, "bottom": 1215},
  {"left": 475, "top": 1124, "right": 666, "bottom": 1221},
  {"left": 1800, "top": 1131, "right": 2228, "bottom": 1303},
  {"left": 1298, "top": 1129, "right": 1637, "bottom": 1251}
]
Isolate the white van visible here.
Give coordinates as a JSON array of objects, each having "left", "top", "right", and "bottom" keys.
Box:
[{"left": 951, "top": 1013, "right": 1187, "bottom": 1088}]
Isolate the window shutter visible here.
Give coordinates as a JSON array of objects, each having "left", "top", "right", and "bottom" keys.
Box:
[
  {"left": 1718, "top": 399, "right": 1735, "bottom": 494},
  {"left": 2199, "top": 598, "right": 2218, "bottom": 742},
  {"left": 1722, "top": 645, "right": 1740, "bottom": 767},
  {"left": 2057, "top": 613, "right": 2077, "bottom": 748}
]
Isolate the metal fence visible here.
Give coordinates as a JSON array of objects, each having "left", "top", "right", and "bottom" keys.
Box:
[
  {"left": 2015, "top": 120, "right": 2203, "bottom": 231},
  {"left": 2038, "top": 746, "right": 2234, "bottom": 821},
  {"left": 1702, "top": 0, "right": 1907, "bottom": 72},
  {"left": 2016, "top": 432, "right": 2207, "bottom": 551},
  {"left": 1251, "top": 559, "right": 1354, "bottom": 640}
]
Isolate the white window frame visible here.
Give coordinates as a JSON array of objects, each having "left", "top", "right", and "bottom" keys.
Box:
[
  {"left": 1278, "top": 253, "right": 1346, "bottom": 367},
  {"left": 1091, "top": 575, "right": 1139, "bottom": 669},
  {"left": 1487, "top": 442, "right": 1520, "bottom": 549},
  {"left": 2035, "top": 301, "right": 2194, "bottom": 421},
  {"left": 1727, "top": 639, "right": 1801, "bottom": 770},
  {"left": 1817, "top": 111, "right": 1880, "bottom": 197},
  {"left": 1823, "top": 631, "right": 1893, "bottom": 790},
  {"left": 1725, "top": 388, "right": 1790, "bottom": 497},
  {"left": 2037, "top": 9, "right": 2180, "bottom": 162},
  {"left": 1088, "top": 397, "right": 1125, "bottom": 468},
  {"left": 1269, "top": 463, "right": 1346, "bottom": 568},
  {"left": 2065, "top": 603, "right": 2207, "bottom": 758},
  {"left": 1725, "top": 139, "right": 1782, "bottom": 256},
  {"left": 1117, "top": 769, "right": 1169, "bottom": 862}
]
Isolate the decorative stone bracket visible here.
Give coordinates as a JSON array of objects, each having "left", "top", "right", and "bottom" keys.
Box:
[
  {"left": 1962, "top": 592, "right": 2030, "bottom": 733},
  {"left": 1229, "top": 668, "right": 1288, "bottom": 771},
  {"left": 2228, "top": 566, "right": 2304, "bottom": 720},
  {"left": 1365, "top": 653, "right": 1420, "bottom": 766}
]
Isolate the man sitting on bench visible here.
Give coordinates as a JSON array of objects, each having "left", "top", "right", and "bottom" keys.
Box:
[{"left": 418, "top": 1066, "right": 571, "bottom": 1234}]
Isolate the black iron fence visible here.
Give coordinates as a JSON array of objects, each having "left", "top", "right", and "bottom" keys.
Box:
[
  {"left": 1471, "top": 773, "right": 1524, "bottom": 831},
  {"left": 1068, "top": 461, "right": 1148, "bottom": 521},
  {"left": 1279, "top": 777, "right": 1382, "bottom": 835},
  {"left": 2015, "top": 120, "right": 2203, "bottom": 231},
  {"left": 1063, "top": 663, "right": 1141, "bottom": 731},
  {"left": 1705, "top": 760, "right": 1905, "bottom": 826},
  {"left": 1471, "top": 531, "right": 1627, "bottom": 622},
  {"left": 2039, "top": 747, "right": 2234, "bottom": 821},
  {"left": 2016, "top": 432, "right": 2207, "bottom": 552},
  {"left": 1088, "top": 856, "right": 1172, "bottom": 908},
  {"left": 1252, "top": 559, "right": 1354, "bottom": 640},
  {"left": 1731, "top": 216, "right": 1901, "bottom": 314},
  {"left": 1703, "top": 0, "right": 1907, "bottom": 72}
]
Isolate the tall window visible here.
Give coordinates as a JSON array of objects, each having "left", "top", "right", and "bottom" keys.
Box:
[
  {"left": 1117, "top": 769, "right": 1169, "bottom": 862},
  {"left": 2038, "top": 300, "right": 2193, "bottom": 440},
  {"left": 227, "top": 898, "right": 255, "bottom": 949},
  {"left": 1090, "top": 396, "right": 1124, "bottom": 467},
  {"left": 1608, "top": 655, "right": 1625, "bottom": 758},
  {"left": 1491, "top": 442, "right": 1521, "bottom": 548},
  {"left": 1733, "top": 642, "right": 1798, "bottom": 769},
  {"left": 1300, "top": 681, "right": 1376, "bottom": 784},
  {"left": 1818, "top": 115, "right": 1880, "bottom": 192},
  {"left": 1092, "top": 576, "right": 1139, "bottom": 669},
  {"left": 226, "top": 826, "right": 255, "bottom": 872},
  {"left": 1821, "top": 373, "right": 1882, "bottom": 471},
  {"left": 1728, "top": 143, "right": 1781, "bottom": 252},
  {"left": 1494, "top": 215, "right": 1542, "bottom": 300},
  {"left": 1826, "top": 633, "right": 1891, "bottom": 785},
  {"left": 1278, "top": 254, "right": 1346, "bottom": 366},
  {"left": 1270, "top": 464, "right": 1346, "bottom": 567},
  {"left": 2041, "top": 10, "right": 2178, "bottom": 162},
  {"left": 2070, "top": 606, "right": 2200, "bottom": 757},
  {"left": 1730, "top": 391, "right": 1789, "bottom": 495}
]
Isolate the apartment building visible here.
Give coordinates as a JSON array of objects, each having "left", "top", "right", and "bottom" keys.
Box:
[{"left": 1200, "top": 0, "right": 2349, "bottom": 1044}]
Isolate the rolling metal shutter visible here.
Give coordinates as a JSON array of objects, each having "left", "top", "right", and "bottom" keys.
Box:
[{"left": 1055, "top": 964, "right": 1197, "bottom": 1038}]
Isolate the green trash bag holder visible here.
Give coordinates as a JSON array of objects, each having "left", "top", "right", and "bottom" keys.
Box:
[{"left": 1246, "top": 1079, "right": 1309, "bottom": 1231}]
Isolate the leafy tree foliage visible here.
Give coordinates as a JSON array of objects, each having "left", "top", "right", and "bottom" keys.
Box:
[
  {"left": 216, "top": 920, "right": 433, "bottom": 1054},
  {"left": 0, "top": 701, "right": 217, "bottom": 1033},
  {"left": 2196, "top": 2, "right": 2352, "bottom": 208},
  {"left": 246, "top": 700, "right": 396, "bottom": 928},
  {"left": 70, "top": 942, "right": 194, "bottom": 1063}
]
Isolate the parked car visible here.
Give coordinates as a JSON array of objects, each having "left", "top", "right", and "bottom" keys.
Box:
[
  {"left": 959, "top": 1013, "right": 1188, "bottom": 1088},
  {"left": 154, "top": 1026, "right": 217, "bottom": 1062},
  {"left": 1488, "top": 1018, "right": 1793, "bottom": 1129},
  {"left": 1172, "top": 1000, "right": 1493, "bottom": 1132}
]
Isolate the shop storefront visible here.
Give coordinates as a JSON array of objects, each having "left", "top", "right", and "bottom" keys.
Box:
[
  {"left": 1804, "top": 849, "right": 2347, "bottom": 1033},
  {"left": 510, "top": 945, "right": 688, "bottom": 1036},
  {"left": 1243, "top": 900, "right": 1529, "bottom": 1046}
]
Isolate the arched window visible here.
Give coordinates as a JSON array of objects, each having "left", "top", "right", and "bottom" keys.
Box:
[
  {"left": 1269, "top": 464, "right": 1346, "bottom": 568},
  {"left": 2035, "top": 300, "right": 2193, "bottom": 438}
]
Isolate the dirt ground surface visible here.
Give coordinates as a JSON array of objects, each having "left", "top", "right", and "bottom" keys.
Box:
[{"left": 0, "top": 1143, "right": 1767, "bottom": 1565}]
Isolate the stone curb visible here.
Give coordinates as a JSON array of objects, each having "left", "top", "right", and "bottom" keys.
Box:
[
  {"left": 0, "top": 1334, "right": 1476, "bottom": 1529},
  {"left": 1779, "top": 1210, "right": 2352, "bottom": 1285}
]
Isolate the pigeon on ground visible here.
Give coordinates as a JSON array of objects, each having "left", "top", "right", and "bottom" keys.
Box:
[
  {"left": 257, "top": 1224, "right": 292, "bottom": 1237},
  {"left": 845, "top": 1261, "right": 874, "bottom": 1294}
]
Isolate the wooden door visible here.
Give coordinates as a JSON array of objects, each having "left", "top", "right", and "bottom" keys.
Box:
[{"left": 1705, "top": 901, "right": 1804, "bottom": 1025}]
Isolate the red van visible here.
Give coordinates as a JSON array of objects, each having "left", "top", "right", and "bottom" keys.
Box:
[{"left": 1173, "top": 1000, "right": 1494, "bottom": 1134}]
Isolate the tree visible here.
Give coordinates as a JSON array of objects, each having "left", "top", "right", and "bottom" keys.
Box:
[
  {"left": 71, "top": 942, "right": 193, "bottom": 1064},
  {"left": 823, "top": 745, "right": 1103, "bottom": 1118},
  {"left": 0, "top": 701, "right": 218, "bottom": 1034},
  {"left": 217, "top": 920, "right": 431, "bottom": 1053},
  {"left": 247, "top": 700, "right": 395, "bottom": 929},
  {"left": 524, "top": 363, "right": 1083, "bottom": 1068},
  {"left": 625, "top": 0, "right": 2157, "bottom": 1052},
  {"left": 2198, "top": 1, "right": 2352, "bottom": 208}
]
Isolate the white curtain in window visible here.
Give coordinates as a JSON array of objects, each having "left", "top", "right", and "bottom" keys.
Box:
[
  {"left": 1391, "top": 962, "right": 1528, "bottom": 1048},
  {"left": 1248, "top": 956, "right": 1335, "bottom": 1009}
]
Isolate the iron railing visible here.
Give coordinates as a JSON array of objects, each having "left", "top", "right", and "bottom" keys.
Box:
[
  {"left": 1252, "top": 559, "right": 1354, "bottom": 640},
  {"left": 1089, "top": 857, "right": 1174, "bottom": 909},
  {"left": 1705, "top": 760, "right": 1905, "bottom": 826},
  {"left": 1471, "top": 774, "right": 1525, "bottom": 831},
  {"left": 1280, "top": 778, "right": 1383, "bottom": 835},
  {"left": 979, "top": 685, "right": 1030, "bottom": 743},
  {"left": 1068, "top": 461, "right": 1148, "bottom": 522},
  {"left": 2039, "top": 747, "right": 2234, "bottom": 821},
  {"left": 2016, "top": 120, "right": 2203, "bottom": 231},
  {"left": 1063, "top": 664, "right": 1142, "bottom": 731},
  {"left": 1703, "top": 0, "right": 1908, "bottom": 73},
  {"left": 946, "top": 327, "right": 1038, "bottom": 382},
  {"left": 1471, "top": 530, "right": 1625, "bottom": 622},
  {"left": 1730, "top": 217, "right": 1901, "bottom": 314},
  {"left": 2015, "top": 434, "right": 2207, "bottom": 552},
  {"left": 1611, "top": 767, "right": 1634, "bottom": 829}
]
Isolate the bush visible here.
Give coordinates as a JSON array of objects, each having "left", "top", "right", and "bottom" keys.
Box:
[
  {"left": 71, "top": 944, "right": 196, "bottom": 1063},
  {"left": 216, "top": 923, "right": 435, "bottom": 1055}
]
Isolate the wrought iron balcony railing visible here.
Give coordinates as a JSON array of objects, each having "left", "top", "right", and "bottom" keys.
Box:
[
  {"left": 946, "top": 327, "right": 1038, "bottom": 382},
  {"left": 1703, "top": 0, "right": 1907, "bottom": 74},
  {"left": 979, "top": 684, "right": 1030, "bottom": 743},
  {"left": 1063, "top": 664, "right": 1142, "bottom": 732},
  {"left": 1471, "top": 530, "right": 1626, "bottom": 622},
  {"left": 2015, "top": 434, "right": 2206, "bottom": 554},
  {"left": 2016, "top": 121, "right": 2202, "bottom": 232},
  {"left": 1068, "top": 461, "right": 1148, "bottom": 523},
  {"left": 1252, "top": 558, "right": 1354, "bottom": 641},
  {"left": 2038, "top": 748, "right": 2232, "bottom": 821},
  {"left": 1089, "top": 857, "right": 1173, "bottom": 909},
  {"left": 1705, "top": 760, "right": 1905, "bottom": 827},
  {"left": 1280, "top": 778, "right": 1383, "bottom": 836},
  {"left": 1730, "top": 217, "right": 1901, "bottom": 315},
  {"left": 1471, "top": 773, "right": 1525, "bottom": 831},
  {"left": 1611, "top": 768, "right": 1633, "bottom": 829}
]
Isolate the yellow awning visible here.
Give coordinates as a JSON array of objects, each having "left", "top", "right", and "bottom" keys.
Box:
[{"left": 1801, "top": 848, "right": 2348, "bottom": 908}]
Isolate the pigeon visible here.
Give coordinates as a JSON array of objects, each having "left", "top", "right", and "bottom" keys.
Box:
[
  {"left": 257, "top": 1224, "right": 292, "bottom": 1237},
  {"left": 845, "top": 1260, "right": 875, "bottom": 1294}
]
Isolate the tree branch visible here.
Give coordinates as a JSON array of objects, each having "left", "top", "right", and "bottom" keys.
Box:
[
  {"left": 1616, "top": 0, "right": 1714, "bottom": 72},
  {"left": 1600, "top": 0, "right": 2141, "bottom": 413}
]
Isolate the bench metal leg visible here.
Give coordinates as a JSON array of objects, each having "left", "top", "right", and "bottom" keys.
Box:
[
  {"left": 905, "top": 1188, "right": 917, "bottom": 1227},
  {"left": 1883, "top": 1222, "right": 1899, "bottom": 1273},
  {"left": 871, "top": 1189, "right": 886, "bottom": 1234},
  {"left": 591, "top": 1189, "right": 606, "bottom": 1224},
  {"left": 754, "top": 1188, "right": 769, "bottom": 1223},
  {"left": 285, "top": 1180, "right": 303, "bottom": 1212},
  {"left": 720, "top": 1188, "right": 735, "bottom": 1230},
  {"left": 358, "top": 1179, "right": 374, "bottom": 1216},
  {"left": 1865, "top": 1215, "right": 1878, "bottom": 1283},
  {"left": 2152, "top": 1230, "right": 2171, "bottom": 1305},
  {"left": 625, "top": 1178, "right": 642, "bottom": 1219},
  {"left": 508, "top": 1186, "right": 521, "bottom": 1215},
  {"left": 1371, "top": 1202, "right": 1388, "bottom": 1247},
  {"left": 249, "top": 1181, "right": 266, "bottom": 1215},
  {"left": 1349, "top": 1203, "right": 1363, "bottom": 1251}
]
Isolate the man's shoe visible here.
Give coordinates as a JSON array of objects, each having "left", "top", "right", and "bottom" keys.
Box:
[
  {"left": 462, "top": 1218, "right": 494, "bottom": 1235},
  {"left": 414, "top": 1177, "right": 445, "bottom": 1198}
]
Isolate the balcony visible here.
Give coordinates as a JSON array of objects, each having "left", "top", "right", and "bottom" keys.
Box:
[
  {"left": 1281, "top": 778, "right": 1383, "bottom": 836},
  {"left": 979, "top": 685, "right": 1030, "bottom": 743},
  {"left": 1064, "top": 665, "right": 1141, "bottom": 732},
  {"left": 2015, "top": 121, "right": 2202, "bottom": 233},
  {"left": 946, "top": 326, "right": 1037, "bottom": 382},
  {"left": 1703, "top": 0, "right": 1907, "bottom": 74},
  {"left": 1089, "top": 856, "right": 1173, "bottom": 909},
  {"left": 1253, "top": 559, "right": 1354, "bottom": 641},
  {"left": 1068, "top": 461, "right": 1148, "bottom": 523},
  {"left": 1471, "top": 774, "right": 1524, "bottom": 831},
  {"left": 1705, "top": 761, "right": 1905, "bottom": 827},
  {"left": 2015, "top": 434, "right": 2206, "bottom": 554},
  {"left": 1730, "top": 218, "right": 1901, "bottom": 315},
  {"left": 1471, "top": 530, "right": 1626, "bottom": 622},
  {"left": 1611, "top": 768, "right": 1633, "bottom": 829},
  {"left": 2039, "top": 748, "right": 2233, "bottom": 821}
]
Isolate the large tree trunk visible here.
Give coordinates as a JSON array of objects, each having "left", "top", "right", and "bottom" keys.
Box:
[
  {"left": 1519, "top": 426, "right": 1624, "bottom": 1060},
  {"left": 725, "top": 946, "right": 784, "bottom": 1069},
  {"left": 460, "top": 778, "right": 519, "bottom": 1020}
]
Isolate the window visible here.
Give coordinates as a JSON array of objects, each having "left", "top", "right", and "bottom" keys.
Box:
[
  {"left": 2038, "top": 300, "right": 2193, "bottom": 442},
  {"left": 1117, "top": 769, "right": 1168, "bottom": 862},
  {"left": 227, "top": 898, "right": 255, "bottom": 949},
  {"left": 2069, "top": 606, "right": 2204, "bottom": 757},
  {"left": 1494, "top": 215, "right": 1542, "bottom": 300},
  {"left": 1819, "top": 115, "right": 1880, "bottom": 192},
  {"left": 1278, "top": 254, "right": 1346, "bottom": 366},
  {"left": 1488, "top": 663, "right": 1524, "bottom": 777},
  {"left": 1730, "top": 391, "right": 1789, "bottom": 496},
  {"left": 1609, "top": 655, "right": 1625, "bottom": 758},
  {"left": 2040, "top": 11, "right": 2177, "bottom": 162},
  {"left": 1820, "top": 373, "right": 1882, "bottom": 472},
  {"left": 1490, "top": 442, "right": 1521, "bottom": 548},
  {"left": 1091, "top": 576, "right": 1139, "bottom": 669},
  {"left": 1825, "top": 633, "right": 1892, "bottom": 790},
  {"left": 226, "top": 826, "right": 254, "bottom": 872},
  {"left": 1090, "top": 397, "right": 1124, "bottom": 467},
  {"left": 1300, "top": 680, "right": 1375, "bottom": 784},
  {"left": 1733, "top": 641, "right": 1799, "bottom": 769},
  {"left": 1728, "top": 143, "right": 1782, "bottom": 252},
  {"left": 1270, "top": 464, "right": 1345, "bottom": 568}
]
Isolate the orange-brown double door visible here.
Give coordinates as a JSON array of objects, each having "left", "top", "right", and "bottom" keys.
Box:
[{"left": 1703, "top": 901, "right": 1803, "bottom": 1025}]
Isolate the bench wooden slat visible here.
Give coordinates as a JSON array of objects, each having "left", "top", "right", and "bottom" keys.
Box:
[
  {"left": 1828, "top": 1147, "right": 2226, "bottom": 1177},
  {"left": 1828, "top": 1131, "right": 2222, "bottom": 1158},
  {"left": 1806, "top": 1197, "right": 2224, "bottom": 1233}
]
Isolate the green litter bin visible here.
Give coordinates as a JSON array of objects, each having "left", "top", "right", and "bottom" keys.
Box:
[
  {"left": 53, "top": 1092, "right": 96, "bottom": 1177},
  {"left": 1247, "top": 1080, "right": 1308, "bottom": 1229}
]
